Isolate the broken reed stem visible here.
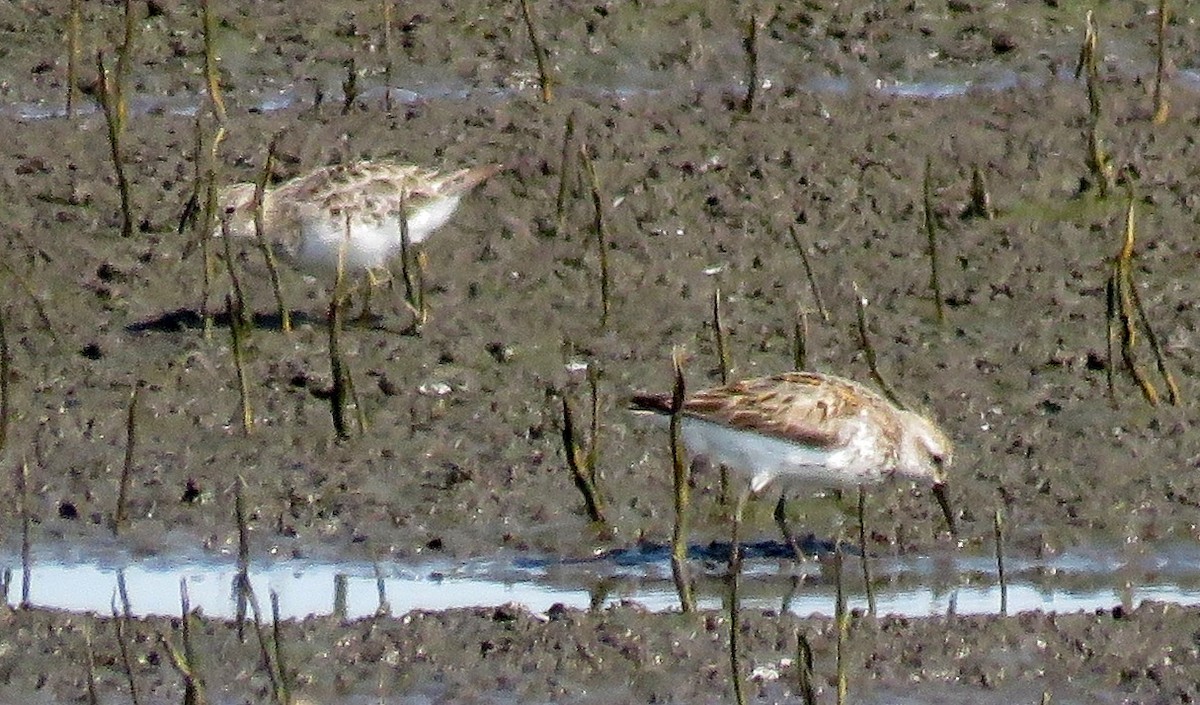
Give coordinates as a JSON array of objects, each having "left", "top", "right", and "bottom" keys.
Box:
[
  {"left": 200, "top": 124, "right": 228, "bottom": 339},
  {"left": 1104, "top": 271, "right": 1119, "bottom": 404},
  {"left": 0, "top": 309, "right": 8, "bottom": 454},
  {"left": 381, "top": 0, "right": 394, "bottom": 112},
  {"left": 160, "top": 579, "right": 207, "bottom": 705},
  {"left": 0, "top": 261, "right": 60, "bottom": 343},
  {"left": 517, "top": 0, "right": 554, "bottom": 103},
  {"left": 834, "top": 544, "right": 849, "bottom": 705},
  {"left": 857, "top": 487, "right": 876, "bottom": 616},
  {"left": 65, "top": 0, "right": 82, "bottom": 117},
  {"left": 923, "top": 158, "right": 946, "bottom": 324},
  {"left": 84, "top": 626, "right": 100, "bottom": 705},
  {"left": 114, "top": 606, "right": 142, "bottom": 705},
  {"left": 117, "top": 570, "right": 133, "bottom": 618},
  {"left": 328, "top": 215, "right": 352, "bottom": 440},
  {"left": 242, "top": 580, "right": 285, "bottom": 705},
  {"left": 1152, "top": 0, "right": 1169, "bottom": 124},
  {"left": 225, "top": 295, "right": 254, "bottom": 435},
  {"left": 373, "top": 563, "right": 391, "bottom": 616},
  {"left": 668, "top": 349, "right": 695, "bottom": 612},
  {"left": 180, "top": 580, "right": 199, "bottom": 681},
  {"left": 554, "top": 111, "right": 577, "bottom": 234},
  {"left": 342, "top": 58, "right": 358, "bottom": 114},
  {"left": 200, "top": 0, "right": 227, "bottom": 123},
  {"left": 253, "top": 134, "right": 290, "bottom": 333},
  {"left": 333, "top": 574, "right": 348, "bottom": 619},
  {"left": 1106, "top": 194, "right": 1179, "bottom": 406},
  {"left": 113, "top": 381, "right": 142, "bottom": 535},
  {"left": 235, "top": 475, "right": 251, "bottom": 574},
  {"left": 579, "top": 145, "right": 612, "bottom": 327},
  {"left": 792, "top": 309, "right": 808, "bottom": 371},
  {"left": 1086, "top": 121, "right": 1112, "bottom": 199},
  {"left": 183, "top": 118, "right": 206, "bottom": 287},
  {"left": 270, "top": 591, "right": 293, "bottom": 705},
  {"left": 18, "top": 459, "right": 31, "bottom": 608},
  {"left": 189, "top": 0, "right": 226, "bottom": 336},
  {"left": 794, "top": 630, "right": 818, "bottom": 705},
  {"left": 346, "top": 357, "right": 368, "bottom": 435},
  {"left": 219, "top": 219, "right": 249, "bottom": 327},
  {"left": 852, "top": 284, "right": 903, "bottom": 408},
  {"left": 95, "top": 51, "right": 133, "bottom": 238},
  {"left": 728, "top": 494, "right": 748, "bottom": 705},
  {"left": 560, "top": 394, "right": 606, "bottom": 524},
  {"left": 397, "top": 194, "right": 424, "bottom": 327},
  {"left": 964, "top": 165, "right": 995, "bottom": 220},
  {"left": 112, "top": 0, "right": 136, "bottom": 235},
  {"left": 712, "top": 285, "right": 731, "bottom": 384},
  {"left": 116, "top": 0, "right": 135, "bottom": 105},
  {"left": 740, "top": 12, "right": 758, "bottom": 114},
  {"left": 994, "top": 506, "right": 1007, "bottom": 616},
  {"left": 234, "top": 475, "right": 251, "bottom": 637},
  {"left": 1110, "top": 196, "right": 1151, "bottom": 404},
  {"left": 586, "top": 364, "right": 601, "bottom": 486},
  {"left": 1126, "top": 267, "right": 1180, "bottom": 404},
  {"left": 1074, "top": 10, "right": 1100, "bottom": 119},
  {"left": 788, "top": 225, "right": 829, "bottom": 322},
  {"left": 1116, "top": 264, "right": 1154, "bottom": 404},
  {"left": 1075, "top": 11, "right": 1112, "bottom": 198},
  {"left": 416, "top": 252, "right": 430, "bottom": 323}
]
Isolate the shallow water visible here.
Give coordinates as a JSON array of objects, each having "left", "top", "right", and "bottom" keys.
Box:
[
  {"left": 5, "top": 541, "right": 1198, "bottom": 621},
  {"left": 6, "top": 47, "right": 1194, "bottom": 122}
]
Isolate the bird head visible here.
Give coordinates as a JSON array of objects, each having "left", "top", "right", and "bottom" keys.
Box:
[
  {"left": 213, "top": 182, "right": 263, "bottom": 239},
  {"left": 898, "top": 408, "right": 957, "bottom": 536}
]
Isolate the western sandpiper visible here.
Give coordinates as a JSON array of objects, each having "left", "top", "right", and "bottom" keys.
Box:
[
  {"left": 217, "top": 160, "right": 502, "bottom": 296},
  {"left": 629, "top": 371, "right": 957, "bottom": 547}
]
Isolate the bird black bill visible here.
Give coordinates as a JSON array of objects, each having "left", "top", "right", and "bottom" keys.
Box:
[{"left": 932, "top": 482, "right": 957, "bottom": 538}]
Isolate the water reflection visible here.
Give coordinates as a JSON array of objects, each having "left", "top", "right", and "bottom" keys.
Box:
[{"left": 3, "top": 543, "right": 1200, "bottom": 621}]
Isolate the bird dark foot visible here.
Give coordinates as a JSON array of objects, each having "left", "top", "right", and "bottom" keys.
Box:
[{"left": 773, "top": 492, "right": 807, "bottom": 561}]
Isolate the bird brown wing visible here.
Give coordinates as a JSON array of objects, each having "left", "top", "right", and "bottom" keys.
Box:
[{"left": 631, "top": 372, "right": 882, "bottom": 450}]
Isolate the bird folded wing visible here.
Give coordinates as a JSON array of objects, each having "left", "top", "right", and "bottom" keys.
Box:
[{"left": 680, "top": 392, "right": 844, "bottom": 450}]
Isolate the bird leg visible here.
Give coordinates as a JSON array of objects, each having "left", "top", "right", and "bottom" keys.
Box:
[
  {"left": 729, "top": 488, "right": 750, "bottom": 574},
  {"left": 728, "top": 486, "right": 750, "bottom": 705},
  {"left": 353, "top": 267, "right": 392, "bottom": 323},
  {"left": 773, "top": 491, "right": 806, "bottom": 561}
]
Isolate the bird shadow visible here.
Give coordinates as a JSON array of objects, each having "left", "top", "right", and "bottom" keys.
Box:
[
  {"left": 125, "top": 307, "right": 323, "bottom": 333},
  {"left": 605, "top": 536, "right": 861, "bottom": 564},
  {"left": 125, "top": 307, "right": 424, "bottom": 336},
  {"left": 513, "top": 535, "right": 859, "bottom": 573}
]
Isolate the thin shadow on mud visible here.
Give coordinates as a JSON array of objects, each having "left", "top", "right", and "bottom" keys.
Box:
[{"left": 125, "top": 307, "right": 416, "bottom": 335}]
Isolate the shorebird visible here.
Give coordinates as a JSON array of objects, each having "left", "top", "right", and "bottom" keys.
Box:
[
  {"left": 216, "top": 160, "right": 502, "bottom": 314},
  {"left": 629, "top": 371, "right": 957, "bottom": 556}
]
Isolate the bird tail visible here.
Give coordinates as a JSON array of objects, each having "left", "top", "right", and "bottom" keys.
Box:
[
  {"left": 628, "top": 393, "right": 674, "bottom": 415},
  {"left": 439, "top": 163, "right": 504, "bottom": 194}
]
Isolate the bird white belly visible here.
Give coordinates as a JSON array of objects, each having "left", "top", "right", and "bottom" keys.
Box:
[
  {"left": 678, "top": 417, "right": 874, "bottom": 493},
  {"left": 294, "top": 216, "right": 398, "bottom": 273},
  {"left": 405, "top": 195, "right": 463, "bottom": 243}
]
